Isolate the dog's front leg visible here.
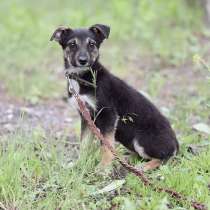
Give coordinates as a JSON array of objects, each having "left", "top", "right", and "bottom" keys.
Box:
[
  {"left": 99, "top": 131, "right": 115, "bottom": 167},
  {"left": 80, "top": 116, "right": 90, "bottom": 141}
]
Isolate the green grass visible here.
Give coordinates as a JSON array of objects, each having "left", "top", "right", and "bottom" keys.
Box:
[
  {"left": 0, "top": 129, "right": 100, "bottom": 209},
  {"left": 0, "top": 122, "right": 209, "bottom": 209}
]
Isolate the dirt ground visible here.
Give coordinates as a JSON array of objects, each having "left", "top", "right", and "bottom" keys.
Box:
[{"left": 0, "top": 82, "right": 76, "bottom": 137}]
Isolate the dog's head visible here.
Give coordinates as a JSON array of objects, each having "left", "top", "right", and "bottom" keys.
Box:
[{"left": 50, "top": 24, "right": 110, "bottom": 70}]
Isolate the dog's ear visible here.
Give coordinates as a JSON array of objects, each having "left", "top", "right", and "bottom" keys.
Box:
[
  {"left": 89, "top": 24, "right": 110, "bottom": 41},
  {"left": 50, "top": 26, "right": 73, "bottom": 44}
]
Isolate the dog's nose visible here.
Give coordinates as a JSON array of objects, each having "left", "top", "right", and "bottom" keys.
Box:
[{"left": 78, "top": 56, "right": 88, "bottom": 66}]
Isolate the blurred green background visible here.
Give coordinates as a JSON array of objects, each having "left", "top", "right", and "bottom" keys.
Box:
[{"left": 0, "top": 0, "right": 206, "bottom": 101}]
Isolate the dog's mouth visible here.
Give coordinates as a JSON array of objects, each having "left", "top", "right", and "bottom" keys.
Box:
[
  {"left": 65, "top": 55, "right": 96, "bottom": 75},
  {"left": 75, "top": 59, "right": 96, "bottom": 69},
  {"left": 65, "top": 66, "right": 90, "bottom": 75},
  {"left": 74, "top": 63, "right": 91, "bottom": 68}
]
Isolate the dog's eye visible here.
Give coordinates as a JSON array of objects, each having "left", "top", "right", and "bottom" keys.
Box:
[
  {"left": 89, "top": 41, "right": 95, "bottom": 49},
  {"left": 69, "top": 41, "right": 77, "bottom": 49}
]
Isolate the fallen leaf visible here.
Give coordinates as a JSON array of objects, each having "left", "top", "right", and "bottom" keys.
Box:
[
  {"left": 188, "top": 144, "right": 202, "bottom": 155},
  {"left": 90, "top": 179, "right": 125, "bottom": 195},
  {"left": 192, "top": 123, "right": 210, "bottom": 135},
  {"left": 187, "top": 143, "right": 210, "bottom": 155}
]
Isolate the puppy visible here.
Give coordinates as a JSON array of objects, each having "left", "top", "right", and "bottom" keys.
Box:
[{"left": 51, "top": 24, "right": 179, "bottom": 171}]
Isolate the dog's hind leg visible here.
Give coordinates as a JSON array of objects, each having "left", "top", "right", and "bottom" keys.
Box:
[{"left": 142, "top": 159, "right": 162, "bottom": 171}]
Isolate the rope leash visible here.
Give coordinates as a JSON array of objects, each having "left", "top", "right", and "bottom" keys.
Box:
[{"left": 66, "top": 74, "right": 207, "bottom": 210}]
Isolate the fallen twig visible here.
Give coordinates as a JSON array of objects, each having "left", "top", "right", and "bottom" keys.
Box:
[{"left": 68, "top": 81, "right": 207, "bottom": 210}]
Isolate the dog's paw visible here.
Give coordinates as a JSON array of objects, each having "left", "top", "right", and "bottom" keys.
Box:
[{"left": 135, "top": 159, "right": 162, "bottom": 172}]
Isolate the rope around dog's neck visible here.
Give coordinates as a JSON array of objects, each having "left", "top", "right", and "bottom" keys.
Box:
[{"left": 65, "top": 77, "right": 207, "bottom": 210}]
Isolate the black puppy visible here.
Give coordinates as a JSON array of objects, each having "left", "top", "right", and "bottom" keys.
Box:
[{"left": 51, "top": 24, "right": 179, "bottom": 170}]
